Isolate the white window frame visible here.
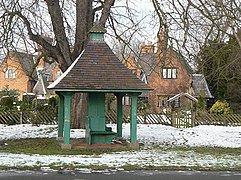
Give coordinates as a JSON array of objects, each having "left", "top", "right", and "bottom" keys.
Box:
[
  {"left": 162, "top": 68, "right": 177, "bottom": 79},
  {"left": 56, "top": 70, "right": 62, "bottom": 80},
  {"left": 172, "top": 68, "right": 177, "bottom": 79},
  {"left": 4, "top": 68, "right": 9, "bottom": 78},
  {"left": 122, "top": 95, "right": 131, "bottom": 106},
  {"left": 162, "top": 68, "right": 167, "bottom": 79},
  {"left": 4, "top": 68, "right": 17, "bottom": 79}
]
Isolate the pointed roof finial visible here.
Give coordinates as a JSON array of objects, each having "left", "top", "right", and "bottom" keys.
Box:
[
  {"left": 95, "top": 14, "right": 99, "bottom": 23},
  {"left": 89, "top": 13, "right": 107, "bottom": 37}
]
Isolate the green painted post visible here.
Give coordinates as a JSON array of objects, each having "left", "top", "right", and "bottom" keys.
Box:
[
  {"left": 57, "top": 93, "right": 64, "bottom": 138},
  {"left": 63, "top": 93, "right": 72, "bottom": 144},
  {"left": 117, "top": 93, "right": 123, "bottom": 137},
  {"left": 130, "top": 93, "right": 138, "bottom": 143}
]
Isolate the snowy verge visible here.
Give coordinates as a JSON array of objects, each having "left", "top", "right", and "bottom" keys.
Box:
[
  {"left": 1, "top": 124, "right": 241, "bottom": 169},
  {"left": 1, "top": 124, "right": 241, "bottom": 148}
]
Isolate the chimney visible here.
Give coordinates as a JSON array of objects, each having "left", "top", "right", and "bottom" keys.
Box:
[
  {"left": 140, "top": 41, "right": 154, "bottom": 55},
  {"left": 157, "top": 27, "right": 167, "bottom": 50}
]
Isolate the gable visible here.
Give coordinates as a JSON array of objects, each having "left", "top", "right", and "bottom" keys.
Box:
[
  {"left": 192, "top": 74, "right": 213, "bottom": 98},
  {"left": 4, "top": 51, "right": 38, "bottom": 80}
]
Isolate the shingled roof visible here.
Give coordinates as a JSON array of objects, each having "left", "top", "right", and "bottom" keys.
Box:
[
  {"left": 48, "top": 27, "right": 152, "bottom": 93},
  {"left": 9, "top": 51, "right": 38, "bottom": 80},
  {"left": 192, "top": 74, "right": 213, "bottom": 98}
]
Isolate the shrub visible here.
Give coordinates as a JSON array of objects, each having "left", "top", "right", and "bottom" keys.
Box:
[
  {"left": 0, "top": 96, "right": 14, "bottom": 110},
  {"left": 210, "top": 100, "right": 233, "bottom": 115},
  {"left": 0, "top": 86, "right": 19, "bottom": 99},
  {"left": 48, "top": 96, "right": 58, "bottom": 109},
  {"left": 197, "top": 91, "right": 206, "bottom": 111}
]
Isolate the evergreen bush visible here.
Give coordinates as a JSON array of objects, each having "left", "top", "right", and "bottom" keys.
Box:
[{"left": 197, "top": 91, "right": 206, "bottom": 111}]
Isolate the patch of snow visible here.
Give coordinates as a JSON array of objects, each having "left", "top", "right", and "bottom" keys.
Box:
[{"left": 1, "top": 124, "right": 241, "bottom": 168}]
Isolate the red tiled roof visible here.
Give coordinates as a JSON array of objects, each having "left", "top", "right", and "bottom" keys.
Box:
[{"left": 48, "top": 40, "right": 152, "bottom": 92}]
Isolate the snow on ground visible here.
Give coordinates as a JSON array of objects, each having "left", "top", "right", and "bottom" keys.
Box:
[
  {"left": 0, "top": 124, "right": 241, "bottom": 169},
  {"left": 1, "top": 124, "right": 241, "bottom": 148}
]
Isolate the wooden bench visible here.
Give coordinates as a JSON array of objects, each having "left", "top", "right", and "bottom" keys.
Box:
[
  {"left": 89, "top": 129, "right": 117, "bottom": 144},
  {"left": 90, "top": 130, "right": 116, "bottom": 135}
]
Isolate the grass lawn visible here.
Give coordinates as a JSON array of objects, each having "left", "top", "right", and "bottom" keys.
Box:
[
  {"left": 1, "top": 138, "right": 241, "bottom": 156},
  {"left": 1, "top": 138, "right": 241, "bottom": 171},
  {"left": 0, "top": 138, "right": 126, "bottom": 155}
]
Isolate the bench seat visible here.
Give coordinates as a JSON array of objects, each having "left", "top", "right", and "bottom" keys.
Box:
[
  {"left": 89, "top": 130, "right": 117, "bottom": 144},
  {"left": 90, "top": 131, "right": 116, "bottom": 135}
]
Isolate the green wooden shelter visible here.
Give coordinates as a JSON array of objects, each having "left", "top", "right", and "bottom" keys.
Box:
[{"left": 48, "top": 22, "right": 152, "bottom": 149}]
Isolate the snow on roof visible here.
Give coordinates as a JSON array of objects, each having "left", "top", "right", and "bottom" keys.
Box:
[
  {"left": 47, "top": 50, "right": 85, "bottom": 89},
  {"left": 168, "top": 92, "right": 198, "bottom": 102}
]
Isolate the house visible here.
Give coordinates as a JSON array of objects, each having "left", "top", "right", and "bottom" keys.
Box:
[
  {"left": 124, "top": 29, "right": 213, "bottom": 112},
  {"left": 0, "top": 50, "right": 62, "bottom": 100},
  {"left": 0, "top": 51, "right": 37, "bottom": 100},
  {"left": 32, "top": 57, "right": 62, "bottom": 99},
  {"left": 191, "top": 74, "right": 214, "bottom": 108}
]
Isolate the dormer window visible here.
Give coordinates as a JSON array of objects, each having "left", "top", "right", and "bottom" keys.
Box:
[
  {"left": 4, "top": 68, "right": 17, "bottom": 79},
  {"left": 56, "top": 70, "right": 62, "bottom": 80},
  {"left": 36, "top": 67, "right": 44, "bottom": 72},
  {"left": 162, "top": 68, "right": 177, "bottom": 79}
]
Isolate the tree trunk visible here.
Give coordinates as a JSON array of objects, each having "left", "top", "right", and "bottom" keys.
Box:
[{"left": 71, "top": 93, "right": 88, "bottom": 129}]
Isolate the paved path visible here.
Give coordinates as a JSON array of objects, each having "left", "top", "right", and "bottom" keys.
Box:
[{"left": 1, "top": 170, "right": 241, "bottom": 180}]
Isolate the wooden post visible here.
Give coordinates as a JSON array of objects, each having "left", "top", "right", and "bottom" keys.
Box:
[
  {"left": 20, "top": 111, "right": 23, "bottom": 124},
  {"left": 130, "top": 93, "right": 138, "bottom": 144},
  {"left": 116, "top": 93, "right": 124, "bottom": 137},
  {"left": 191, "top": 103, "right": 197, "bottom": 127},
  {"left": 172, "top": 110, "right": 176, "bottom": 127},
  {"left": 144, "top": 113, "right": 147, "bottom": 124},
  {"left": 57, "top": 93, "right": 64, "bottom": 139},
  {"left": 62, "top": 92, "right": 73, "bottom": 148}
]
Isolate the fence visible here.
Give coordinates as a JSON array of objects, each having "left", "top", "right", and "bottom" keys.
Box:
[
  {"left": 195, "top": 112, "right": 241, "bottom": 126},
  {"left": 106, "top": 109, "right": 172, "bottom": 125},
  {"left": 1, "top": 109, "right": 241, "bottom": 127},
  {"left": 105, "top": 109, "right": 130, "bottom": 123},
  {"left": 106, "top": 110, "right": 241, "bottom": 127},
  {"left": 0, "top": 110, "right": 57, "bottom": 125},
  {"left": 172, "top": 111, "right": 193, "bottom": 128}
]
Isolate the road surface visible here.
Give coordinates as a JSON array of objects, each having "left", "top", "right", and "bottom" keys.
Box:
[{"left": 0, "top": 170, "right": 241, "bottom": 180}]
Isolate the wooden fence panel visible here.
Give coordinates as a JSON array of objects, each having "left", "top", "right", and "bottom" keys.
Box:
[
  {"left": 195, "top": 113, "right": 241, "bottom": 126},
  {"left": 137, "top": 113, "right": 172, "bottom": 125},
  {"left": 105, "top": 109, "right": 129, "bottom": 123},
  {"left": 1, "top": 109, "right": 241, "bottom": 127},
  {"left": 174, "top": 111, "right": 192, "bottom": 128},
  {"left": 0, "top": 110, "right": 57, "bottom": 125}
]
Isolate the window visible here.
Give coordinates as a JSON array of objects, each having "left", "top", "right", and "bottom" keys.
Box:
[
  {"left": 174, "top": 98, "right": 180, "bottom": 108},
  {"left": 157, "top": 96, "right": 168, "bottom": 108},
  {"left": 169, "top": 97, "right": 181, "bottom": 108},
  {"left": 162, "top": 68, "right": 177, "bottom": 79},
  {"left": 4, "top": 68, "right": 17, "bottom": 79},
  {"left": 122, "top": 95, "right": 131, "bottom": 106},
  {"left": 56, "top": 70, "right": 62, "bottom": 80}
]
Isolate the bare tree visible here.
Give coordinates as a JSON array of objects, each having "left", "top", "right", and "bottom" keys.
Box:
[
  {"left": 0, "top": 0, "right": 115, "bottom": 128},
  {"left": 150, "top": 0, "right": 240, "bottom": 66},
  {"left": 0, "top": 0, "right": 151, "bottom": 128},
  {"left": 1, "top": 0, "right": 116, "bottom": 70}
]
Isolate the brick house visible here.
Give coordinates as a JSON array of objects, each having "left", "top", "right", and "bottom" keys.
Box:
[
  {"left": 32, "top": 57, "right": 62, "bottom": 99},
  {"left": 124, "top": 31, "right": 213, "bottom": 112},
  {"left": 0, "top": 51, "right": 37, "bottom": 100},
  {"left": 0, "top": 50, "right": 61, "bottom": 100}
]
